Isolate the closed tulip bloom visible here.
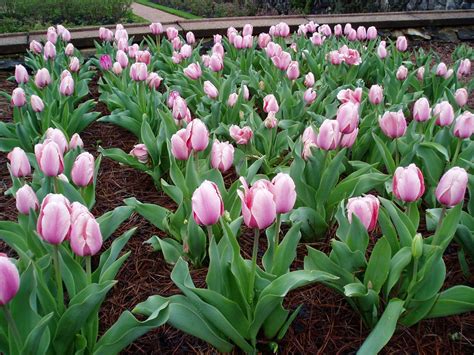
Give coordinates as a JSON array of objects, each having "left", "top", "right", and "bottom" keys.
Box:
[
  {"left": 186, "top": 31, "right": 196, "bottom": 45},
  {"left": 130, "top": 62, "right": 147, "bottom": 81},
  {"left": 150, "top": 22, "right": 164, "bottom": 35},
  {"left": 7, "top": 147, "right": 31, "bottom": 177},
  {"left": 136, "top": 50, "right": 151, "bottom": 65},
  {"left": 272, "top": 173, "right": 296, "bottom": 214},
  {"left": 302, "top": 126, "right": 317, "bottom": 144},
  {"left": 29, "top": 40, "right": 43, "bottom": 53},
  {"left": 35, "top": 68, "right": 51, "bottom": 88},
  {"left": 172, "top": 96, "right": 188, "bottom": 121},
  {"left": 99, "top": 54, "right": 112, "bottom": 70},
  {"left": 319, "top": 24, "right": 332, "bottom": 36},
  {"left": 98, "top": 27, "right": 113, "bottom": 41},
  {"left": 65, "top": 43, "right": 74, "bottom": 56},
  {"left": 347, "top": 29, "right": 357, "bottom": 41},
  {"left": 344, "top": 23, "right": 352, "bottom": 35},
  {"left": 396, "top": 65, "right": 408, "bottom": 80},
  {"left": 69, "top": 133, "right": 83, "bottom": 150},
  {"left": 337, "top": 102, "right": 359, "bottom": 134},
  {"left": 192, "top": 181, "right": 224, "bottom": 226},
  {"left": 47, "top": 27, "right": 57, "bottom": 43},
  {"left": 334, "top": 24, "right": 343, "bottom": 36},
  {"left": 356, "top": 26, "right": 367, "bottom": 40},
  {"left": 16, "top": 184, "right": 39, "bottom": 214},
  {"left": 129, "top": 144, "right": 148, "bottom": 163},
  {"left": 34, "top": 140, "right": 64, "bottom": 176},
  {"left": 436, "top": 62, "right": 448, "bottom": 77},
  {"left": 457, "top": 58, "right": 471, "bottom": 78},
  {"left": 167, "top": 90, "right": 180, "bottom": 108},
  {"left": 172, "top": 52, "right": 183, "bottom": 64},
  {"left": 304, "top": 88, "right": 317, "bottom": 105},
  {"left": 317, "top": 119, "right": 341, "bottom": 150},
  {"left": 46, "top": 128, "right": 68, "bottom": 154},
  {"left": 11, "top": 88, "right": 26, "bottom": 107},
  {"left": 346, "top": 195, "right": 379, "bottom": 231},
  {"left": 227, "top": 93, "right": 238, "bottom": 107},
  {"left": 70, "top": 212, "right": 102, "bottom": 257},
  {"left": 263, "top": 94, "right": 279, "bottom": 113},
  {"left": 413, "top": 97, "right": 431, "bottom": 122},
  {"left": 311, "top": 33, "right": 325, "bottom": 46},
  {"left": 171, "top": 129, "right": 191, "bottom": 160},
  {"left": 180, "top": 44, "right": 192, "bottom": 58},
  {"left": 377, "top": 40, "right": 388, "bottom": 59},
  {"left": 229, "top": 125, "right": 253, "bottom": 144},
  {"left": 43, "top": 41, "right": 56, "bottom": 60},
  {"left": 455, "top": 88, "right": 468, "bottom": 107},
  {"left": 328, "top": 50, "right": 343, "bottom": 65},
  {"left": 454, "top": 112, "right": 474, "bottom": 139},
  {"left": 241, "top": 85, "right": 250, "bottom": 100},
  {"left": 393, "top": 164, "right": 425, "bottom": 202},
  {"left": 367, "top": 26, "right": 377, "bottom": 40},
  {"left": 146, "top": 72, "right": 162, "bottom": 90},
  {"left": 379, "top": 111, "right": 407, "bottom": 138},
  {"left": 209, "top": 53, "right": 224, "bottom": 72},
  {"left": 340, "top": 128, "right": 359, "bottom": 148},
  {"left": 302, "top": 141, "right": 317, "bottom": 160},
  {"left": 61, "top": 29, "right": 71, "bottom": 42},
  {"left": 433, "top": 101, "right": 454, "bottom": 126},
  {"left": 116, "top": 50, "right": 128, "bottom": 68},
  {"left": 304, "top": 72, "right": 315, "bottom": 87},
  {"left": 264, "top": 111, "right": 278, "bottom": 128},
  {"left": 212, "top": 42, "right": 225, "bottom": 58},
  {"left": 436, "top": 167, "right": 468, "bottom": 207},
  {"left": 172, "top": 37, "right": 182, "bottom": 51},
  {"left": 272, "top": 51, "right": 292, "bottom": 71},
  {"left": 128, "top": 44, "right": 139, "bottom": 59},
  {"left": 258, "top": 33, "right": 271, "bottom": 48},
  {"left": 71, "top": 152, "right": 94, "bottom": 187},
  {"left": 69, "top": 57, "right": 80, "bottom": 72},
  {"left": 37, "top": 194, "right": 71, "bottom": 244},
  {"left": 211, "top": 140, "right": 234, "bottom": 172},
  {"left": 238, "top": 177, "right": 276, "bottom": 229},
  {"left": 265, "top": 42, "right": 282, "bottom": 57},
  {"left": 15, "top": 64, "right": 29, "bottom": 84},
  {"left": 204, "top": 81, "right": 219, "bottom": 99},
  {"left": 396, "top": 36, "right": 408, "bottom": 51},
  {"left": 417, "top": 67, "right": 425, "bottom": 81},
  {"left": 59, "top": 75, "right": 74, "bottom": 96},
  {"left": 112, "top": 62, "right": 122, "bottom": 75},
  {"left": 166, "top": 26, "right": 179, "bottom": 40},
  {"left": 60, "top": 70, "right": 71, "bottom": 81},
  {"left": 0, "top": 254, "right": 20, "bottom": 306},
  {"left": 444, "top": 69, "right": 454, "bottom": 79},
  {"left": 115, "top": 28, "right": 128, "bottom": 42},
  {"left": 184, "top": 62, "right": 202, "bottom": 80},
  {"left": 275, "top": 22, "right": 291, "bottom": 37},
  {"left": 287, "top": 61, "right": 300, "bottom": 80},
  {"left": 369, "top": 85, "right": 383, "bottom": 104},
  {"left": 186, "top": 119, "right": 209, "bottom": 152},
  {"left": 337, "top": 88, "right": 362, "bottom": 105}
]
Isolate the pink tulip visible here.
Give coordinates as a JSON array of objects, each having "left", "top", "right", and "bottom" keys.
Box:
[
  {"left": 455, "top": 88, "right": 468, "bottom": 107},
  {"left": 319, "top": 24, "right": 332, "bottom": 37},
  {"left": 436, "top": 167, "right": 468, "bottom": 207},
  {"left": 304, "top": 88, "right": 317, "bottom": 105},
  {"left": 241, "top": 85, "right": 250, "bottom": 100},
  {"left": 70, "top": 210, "right": 102, "bottom": 257},
  {"left": 272, "top": 173, "right": 296, "bottom": 214},
  {"left": 356, "top": 26, "right": 367, "bottom": 40},
  {"left": 46, "top": 128, "right": 68, "bottom": 154},
  {"left": 61, "top": 29, "right": 71, "bottom": 42},
  {"left": 16, "top": 184, "right": 39, "bottom": 214},
  {"left": 192, "top": 180, "right": 224, "bottom": 226},
  {"left": 344, "top": 23, "right": 352, "bottom": 36},
  {"left": 43, "top": 41, "right": 56, "bottom": 60},
  {"left": 29, "top": 94, "right": 44, "bottom": 113},
  {"left": 340, "top": 128, "right": 359, "bottom": 148},
  {"left": 379, "top": 111, "right": 407, "bottom": 138},
  {"left": 287, "top": 61, "right": 300, "bottom": 80},
  {"left": 185, "top": 31, "right": 195, "bottom": 45},
  {"left": 69, "top": 57, "right": 80, "bottom": 72},
  {"left": 173, "top": 38, "right": 183, "bottom": 51},
  {"left": 377, "top": 41, "right": 388, "bottom": 59},
  {"left": 7, "top": 147, "right": 31, "bottom": 177},
  {"left": 29, "top": 40, "right": 43, "bottom": 53},
  {"left": 35, "top": 68, "right": 51, "bottom": 89},
  {"left": 59, "top": 75, "right": 74, "bottom": 96},
  {"left": 310, "top": 33, "right": 325, "bottom": 46},
  {"left": 337, "top": 102, "right": 359, "bottom": 134},
  {"left": 227, "top": 93, "right": 238, "bottom": 107},
  {"left": 60, "top": 70, "right": 71, "bottom": 81},
  {"left": 204, "top": 81, "right": 219, "bottom": 99},
  {"left": 128, "top": 44, "right": 139, "bottom": 59},
  {"left": 298, "top": 24, "right": 308, "bottom": 36},
  {"left": 243, "top": 35, "right": 254, "bottom": 49},
  {"left": 173, "top": 96, "right": 188, "bottom": 120},
  {"left": 258, "top": 33, "right": 271, "bottom": 48},
  {"left": 338, "top": 45, "right": 361, "bottom": 65},
  {"left": 168, "top": 91, "right": 180, "bottom": 108},
  {"left": 130, "top": 62, "right": 147, "bottom": 81},
  {"left": 146, "top": 72, "right": 162, "bottom": 90},
  {"left": 396, "top": 65, "right": 408, "bottom": 80},
  {"left": 264, "top": 111, "right": 278, "bottom": 128},
  {"left": 302, "top": 141, "right": 317, "bottom": 160},
  {"left": 369, "top": 85, "right": 383, "bottom": 105},
  {"left": 180, "top": 44, "right": 192, "bottom": 59},
  {"left": 445, "top": 69, "right": 454, "bottom": 81},
  {"left": 11, "top": 88, "right": 26, "bottom": 107},
  {"left": 396, "top": 36, "right": 408, "bottom": 51},
  {"left": 150, "top": 22, "right": 164, "bottom": 35},
  {"left": 99, "top": 27, "right": 113, "bottom": 41},
  {"left": 136, "top": 50, "right": 151, "bottom": 65},
  {"left": 65, "top": 43, "right": 75, "bottom": 56},
  {"left": 115, "top": 28, "right": 128, "bottom": 42},
  {"left": 171, "top": 129, "right": 191, "bottom": 160},
  {"left": 37, "top": 194, "right": 71, "bottom": 244},
  {"left": 211, "top": 140, "right": 234, "bottom": 172},
  {"left": 0, "top": 254, "right": 20, "bottom": 306},
  {"left": 347, "top": 29, "right": 357, "bottom": 41},
  {"left": 413, "top": 97, "right": 431, "bottom": 122},
  {"left": 47, "top": 27, "right": 57, "bottom": 44},
  {"left": 265, "top": 42, "right": 282, "bottom": 58},
  {"left": 69, "top": 133, "right": 83, "bottom": 150},
  {"left": 393, "top": 164, "right": 425, "bottom": 202},
  {"left": 433, "top": 101, "right": 454, "bottom": 127},
  {"left": 417, "top": 67, "right": 425, "bottom": 81},
  {"left": 302, "top": 126, "right": 317, "bottom": 144},
  {"left": 454, "top": 111, "right": 474, "bottom": 139},
  {"left": 334, "top": 24, "right": 343, "bottom": 36},
  {"left": 116, "top": 50, "right": 128, "bottom": 68},
  {"left": 436, "top": 62, "right": 448, "bottom": 77},
  {"left": 34, "top": 140, "right": 64, "bottom": 176},
  {"left": 243, "top": 24, "right": 253, "bottom": 36},
  {"left": 184, "top": 62, "right": 202, "bottom": 80},
  {"left": 233, "top": 35, "right": 244, "bottom": 49},
  {"left": 457, "top": 58, "right": 471, "bottom": 78},
  {"left": 166, "top": 27, "right": 179, "bottom": 40},
  {"left": 187, "top": 118, "right": 209, "bottom": 152},
  {"left": 272, "top": 51, "right": 292, "bottom": 71},
  {"left": 304, "top": 72, "right": 315, "bottom": 87},
  {"left": 367, "top": 26, "right": 377, "bottom": 40},
  {"left": 71, "top": 152, "right": 94, "bottom": 187},
  {"left": 212, "top": 42, "right": 225, "bottom": 58},
  {"left": 346, "top": 195, "right": 379, "bottom": 231},
  {"left": 238, "top": 177, "right": 276, "bottom": 229},
  {"left": 130, "top": 144, "right": 148, "bottom": 163},
  {"left": 15, "top": 64, "right": 29, "bottom": 84},
  {"left": 317, "top": 119, "right": 341, "bottom": 150},
  {"left": 209, "top": 53, "right": 224, "bottom": 72},
  {"left": 99, "top": 54, "right": 112, "bottom": 70},
  {"left": 337, "top": 88, "right": 362, "bottom": 105},
  {"left": 328, "top": 50, "right": 343, "bottom": 65},
  {"left": 229, "top": 125, "right": 253, "bottom": 144},
  {"left": 263, "top": 94, "right": 279, "bottom": 113},
  {"left": 274, "top": 22, "right": 290, "bottom": 37}
]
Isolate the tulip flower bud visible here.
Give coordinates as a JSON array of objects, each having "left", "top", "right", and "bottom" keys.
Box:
[
  {"left": 43, "top": 41, "right": 56, "bottom": 60},
  {"left": 317, "top": 119, "right": 341, "bottom": 150},
  {"left": 264, "top": 111, "right": 278, "bottom": 128},
  {"left": 457, "top": 58, "right": 471, "bottom": 78},
  {"left": 302, "top": 141, "right": 317, "bottom": 160},
  {"left": 379, "top": 111, "right": 407, "bottom": 138},
  {"left": 130, "top": 144, "right": 148, "bottom": 163},
  {"left": 286, "top": 61, "right": 300, "bottom": 80},
  {"left": 304, "top": 72, "right": 315, "bottom": 87},
  {"left": 227, "top": 93, "right": 238, "bottom": 107},
  {"left": 396, "top": 36, "right": 408, "bottom": 51},
  {"left": 337, "top": 87, "right": 362, "bottom": 104},
  {"left": 393, "top": 164, "right": 425, "bottom": 202},
  {"left": 356, "top": 26, "right": 367, "bottom": 40},
  {"left": 69, "top": 133, "right": 83, "bottom": 150},
  {"left": 204, "top": 81, "right": 219, "bottom": 99},
  {"left": 7, "top": 147, "right": 31, "bottom": 177},
  {"left": 116, "top": 50, "right": 128, "bottom": 68},
  {"left": 334, "top": 24, "right": 343, "bottom": 36},
  {"left": 212, "top": 42, "right": 225, "bottom": 58},
  {"left": 112, "top": 62, "right": 122, "bottom": 75},
  {"left": 180, "top": 44, "right": 192, "bottom": 59},
  {"left": 15, "top": 184, "right": 39, "bottom": 214},
  {"left": 258, "top": 33, "right": 271, "bottom": 48},
  {"left": 347, "top": 29, "right": 357, "bottom": 41},
  {"left": 302, "top": 126, "right": 317, "bottom": 144},
  {"left": 453, "top": 111, "right": 474, "bottom": 139},
  {"left": 396, "top": 65, "right": 408, "bottom": 80},
  {"left": 70, "top": 211, "right": 103, "bottom": 257},
  {"left": 29, "top": 40, "right": 43, "bottom": 53},
  {"left": 98, "top": 27, "right": 113, "bottom": 41},
  {"left": 146, "top": 72, "right": 162, "bottom": 90},
  {"left": 319, "top": 24, "right": 332, "bottom": 36},
  {"left": 211, "top": 140, "right": 234, "bottom": 172},
  {"left": 377, "top": 40, "right": 388, "bottom": 59},
  {"left": 47, "top": 26, "right": 57, "bottom": 43},
  {"left": 435, "top": 167, "right": 468, "bottom": 207},
  {"left": 186, "top": 31, "right": 196, "bottom": 44},
  {"left": 455, "top": 88, "right": 468, "bottom": 107},
  {"left": 336, "top": 102, "right": 359, "bottom": 134},
  {"left": 367, "top": 26, "right": 377, "bottom": 40},
  {"left": 59, "top": 75, "right": 74, "bottom": 96},
  {"left": 61, "top": 29, "right": 71, "bottom": 42},
  {"left": 69, "top": 57, "right": 80, "bottom": 72},
  {"left": 346, "top": 195, "right": 380, "bottom": 231},
  {"left": 71, "top": 152, "right": 94, "bottom": 187},
  {"left": 187, "top": 118, "right": 209, "bottom": 152},
  {"left": 263, "top": 94, "right": 279, "bottom": 113},
  {"left": 0, "top": 254, "right": 20, "bottom": 306},
  {"left": 272, "top": 173, "right": 296, "bottom": 214},
  {"left": 303, "top": 88, "right": 317, "bottom": 105},
  {"left": 238, "top": 177, "right": 276, "bottom": 229},
  {"left": 65, "top": 43, "right": 74, "bottom": 56},
  {"left": 150, "top": 22, "right": 164, "bottom": 35},
  {"left": 433, "top": 101, "right": 454, "bottom": 127},
  {"left": 166, "top": 26, "right": 179, "bottom": 40},
  {"left": 209, "top": 53, "right": 223, "bottom": 72},
  {"left": 34, "top": 140, "right": 64, "bottom": 176},
  {"left": 171, "top": 129, "right": 191, "bottom": 160},
  {"left": 15, "top": 64, "right": 29, "bottom": 84},
  {"left": 184, "top": 62, "right": 202, "bottom": 80},
  {"left": 340, "top": 128, "right": 359, "bottom": 148},
  {"left": 241, "top": 85, "right": 250, "bottom": 100},
  {"left": 171, "top": 38, "right": 181, "bottom": 51},
  {"left": 172, "top": 96, "right": 188, "bottom": 121},
  {"left": 417, "top": 67, "right": 425, "bottom": 81},
  {"left": 412, "top": 233, "right": 423, "bottom": 259},
  {"left": 99, "top": 54, "right": 112, "bottom": 70},
  {"left": 229, "top": 125, "right": 253, "bottom": 144},
  {"left": 37, "top": 194, "right": 71, "bottom": 244},
  {"left": 192, "top": 180, "right": 224, "bottom": 226},
  {"left": 436, "top": 62, "right": 448, "bottom": 77},
  {"left": 368, "top": 85, "right": 383, "bottom": 105},
  {"left": 136, "top": 50, "right": 151, "bottom": 65},
  {"left": 35, "top": 68, "right": 51, "bottom": 89},
  {"left": 46, "top": 128, "right": 68, "bottom": 154},
  {"left": 413, "top": 97, "right": 431, "bottom": 122},
  {"left": 130, "top": 62, "right": 148, "bottom": 81},
  {"left": 272, "top": 51, "right": 292, "bottom": 71},
  {"left": 11, "top": 87, "right": 26, "bottom": 107},
  {"left": 344, "top": 23, "right": 352, "bottom": 36},
  {"left": 60, "top": 70, "right": 71, "bottom": 81}
]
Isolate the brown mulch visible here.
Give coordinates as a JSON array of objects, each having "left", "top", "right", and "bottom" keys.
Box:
[{"left": 1, "top": 40, "right": 474, "bottom": 354}]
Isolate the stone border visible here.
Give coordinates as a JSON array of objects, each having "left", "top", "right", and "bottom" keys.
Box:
[{"left": 1, "top": 10, "right": 473, "bottom": 55}]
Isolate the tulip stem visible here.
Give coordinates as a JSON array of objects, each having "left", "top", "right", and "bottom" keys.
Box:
[
  {"left": 404, "top": 256, "right": 419, "bottom": 307},
  {"left": 434, "top": 206, "right": 447, "bottom": 244},
  {"left": 274, "top": 214, "right": 281, "bottom": 249},
  {"left": 394, "top": 138, "right": 400, "bottom": 166},
  {"left": 86, "top": 256, "right": 92, "bottom": 283},
  {"left": 2, "top": 306, "right": 21, "bottom": 348},
  {"left": 451, "top": 139, "right": 462, "bottom": 167},
  {"left": 52, "top": 245, "right": 65, "bottom": 313},
  {"left": 206, "top": 226, "right": 214, "bottom": 243},
  {"left": 194, "top": 151, "right": 199, "bottom": 176},
  {"left": 248, "top": 229, "right": 260, "bottom": 306}
]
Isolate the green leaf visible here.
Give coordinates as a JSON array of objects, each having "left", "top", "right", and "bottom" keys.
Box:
[
  {"left": 426, "top": 286, "right": 474, "bottom": 318},
  {"left": 97, "top": 206, "right": 134, "bottom": 241},
  {"left": 364, "top": 237, "right": 391, "bottom": 293},
  {"left": 385, "top": 247, "right": 412, "bottom": 296},
  {"left": 124, "top": 198, "right": 169, "bottom": 230},
  {"left": 372, "top": 133, "right": 396, "bottom": 175},
  {"left": 21, "top": 313, "right": 54, "bottom": 355},
  {"left": 270, "top": 222, "right": 302, "bottom": 276}
]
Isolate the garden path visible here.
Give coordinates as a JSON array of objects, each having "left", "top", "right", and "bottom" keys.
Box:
[{"left": 131, "top": 2, "right": 183, "bottom": 22}]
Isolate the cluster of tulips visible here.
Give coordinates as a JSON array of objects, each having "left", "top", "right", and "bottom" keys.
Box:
[{"left": 1, "top": 17, "right": 473, "bottom": 354}]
